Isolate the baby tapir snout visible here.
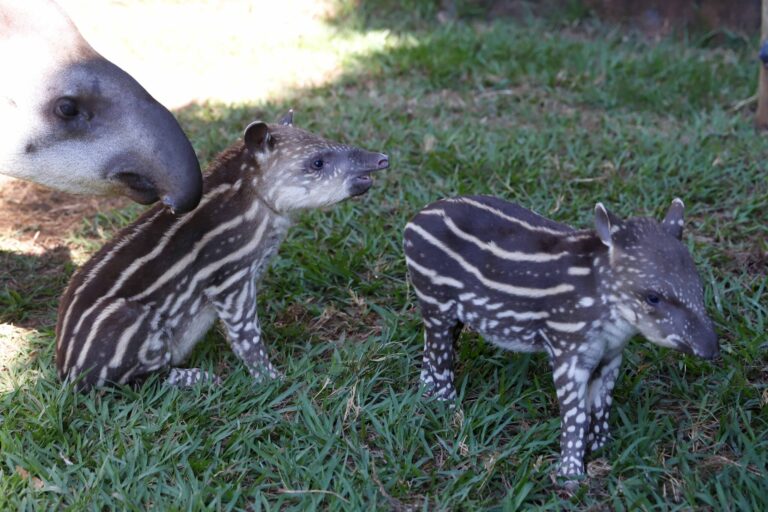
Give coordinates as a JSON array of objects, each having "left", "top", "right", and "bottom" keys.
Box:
[
  {"left": 699, "top": 325, "right": 720, "bottom": 360},
  {"left": 345, "top": 150, "right": 389, "bottom": 197},
  {"left": 688, "top": 316, "right": 719, "bottom": 360},
  {"left": 656, "top": 306, "right": 719, "bottom": 360}
]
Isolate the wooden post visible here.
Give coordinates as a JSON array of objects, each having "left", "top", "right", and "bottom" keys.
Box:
[{"left": 756, "top": 0, "right": 768, "bottom": 129}]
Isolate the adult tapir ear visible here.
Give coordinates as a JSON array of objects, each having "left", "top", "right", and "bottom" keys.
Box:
[
  {"left": 243, "top": 121, "right": 273, "bottom": 156},
  {"left": 661, "top": 197, "right": 685, "bottom": 240},
  {"left": 594, "top": 202, "right": 613, "bottom": 248},
  {"left": 278, "top": 109, "right": 294, "bottom": 126}
]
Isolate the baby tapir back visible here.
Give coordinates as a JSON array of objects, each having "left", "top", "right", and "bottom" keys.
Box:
[
  {"left": 403, "top": 195, "right": 718, "bottom": 480},
  {"left": 56, "top": 111, "right": 388, "bottom": 391}
]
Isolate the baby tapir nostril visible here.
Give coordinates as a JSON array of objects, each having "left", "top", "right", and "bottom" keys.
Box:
[
  {"left": 695, "top": 322, "right": 720, "bottom": 360},
  {"left": 702, "top": 338, "right": 721, "bottom": 361},
  {"left": 377, "top": 156, "right": 389, "bottom": 169}
]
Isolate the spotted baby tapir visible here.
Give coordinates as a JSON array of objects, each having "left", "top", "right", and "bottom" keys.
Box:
[
  {"left": 403, "top": 195, "right": 718, "bottom": 479},
  {"left": 56, "top": 111, "right": 389, "bottom": 390}
]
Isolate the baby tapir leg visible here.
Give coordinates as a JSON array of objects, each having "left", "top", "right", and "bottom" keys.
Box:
[
  {"left": 552, "top": 352, "right": 599, "bottom": 478},
  {"left": 418, "top": 306, "right": 463, "bottom": 400},
  {"left": 585, "top": 355, "right": 622, "bottom": 453},
  {"left": 166, "top": 368, "right": 220, "bottom": 387},
  {"left": 209, "top": 278, "right": 281, "bottom": 381}
]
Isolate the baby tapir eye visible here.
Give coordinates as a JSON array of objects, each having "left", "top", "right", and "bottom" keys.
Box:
[
  {"left": 311, "top": 159, "right": 325, "bottom": 170},
  {"left": 645, "top": 293, "right": 661, "bottom": 306}
]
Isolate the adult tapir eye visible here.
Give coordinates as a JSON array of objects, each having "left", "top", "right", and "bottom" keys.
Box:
[
  {"left": 310, "top": 159, "right": 325, "bottom": 170},
  {"left": 54, "top": 98, "right": 80, "bottom": 119},
  {"left": 645, "top": 293, "right": 661, "bottom": 306}
]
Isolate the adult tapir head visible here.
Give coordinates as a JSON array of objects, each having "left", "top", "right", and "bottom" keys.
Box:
[{"left": 0, "top": 0, "right": 202, "bottom": 213}]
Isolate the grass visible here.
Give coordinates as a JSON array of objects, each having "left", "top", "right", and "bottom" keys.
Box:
[{"left": 1, "top": 1, "right": 767, "bottom": 510}]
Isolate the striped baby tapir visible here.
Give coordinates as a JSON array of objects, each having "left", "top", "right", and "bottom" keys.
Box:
[
  {"left": 403, "top": 195, "right": 718, "bottom": 479},
  {"left": 56, "top": 111, "right": 389, "bottom": 391}
]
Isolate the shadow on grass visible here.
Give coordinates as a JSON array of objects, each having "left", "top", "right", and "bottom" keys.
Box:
[
  {"left": 0, "top": 246, "right": 73, "bottom": 329},
  {"left": 327, "top": 0, "right": 761, "bottom": 39}
]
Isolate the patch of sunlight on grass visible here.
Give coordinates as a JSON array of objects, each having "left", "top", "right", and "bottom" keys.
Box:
[
  {"left": 57, "top": 0, "right": 401, "bottom": 108},
  {"left": 0, "top": 323, "right": 35, "bottom": 392},
  {"left": 0, "top": 235, "right": 44, "bottom": 257}
]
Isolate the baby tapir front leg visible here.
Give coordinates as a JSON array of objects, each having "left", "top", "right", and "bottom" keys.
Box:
[
  {"left": 551, "top": 351, "right": 598, "bottom": 477},
  {"left": 165, "top": 273, "right": 280, "bottom": 387},
  {"left": 209, "top": 276, "right": 282, "bottom": 382}
]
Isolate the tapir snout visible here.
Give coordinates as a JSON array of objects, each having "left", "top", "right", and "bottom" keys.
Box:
[
  {"left": 87, "top": 59, "right": 202, "bottom": 213},
  {"left": 693, "top": 322, "right": 720, "bottom": 360},
  {"left": 346, "top": 151, "right": 389, "bottom": 197}
]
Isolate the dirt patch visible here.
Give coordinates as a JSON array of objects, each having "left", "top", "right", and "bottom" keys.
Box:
[
  {"left": 0, "top": 175, "right": 128, "bottom": 252},
  {"left": 275, "top": 297, "right": 382, "bottom": 344}
]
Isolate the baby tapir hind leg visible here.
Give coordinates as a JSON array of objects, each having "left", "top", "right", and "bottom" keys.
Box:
[
  {"left": 166, "top": 368, "right": 220, "bottom": 387},
  {"left": 209, "top": 278, "right": 282, "bottom": 382},
  {"left": 418, "top": 305, "right": 463, "bottom": 400},
  {"left": 64, "top": 299, "right": 173, "bottom": 390},
  {"left": 585, "top": 355, "right": 622, "bottom": 454}
]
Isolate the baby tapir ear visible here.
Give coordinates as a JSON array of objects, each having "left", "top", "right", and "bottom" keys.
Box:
[
  {"left": 662, "top": 197, "right": 685, "bottom": 240},
  {"left": 278, "top": 109, "right": 294, "bottom": 126},
  {"left": 244, "top": 121, "right": 273, "bottom": 156},
  {"left": 594, "top": 202, "right": 613, "bottom": 248}
]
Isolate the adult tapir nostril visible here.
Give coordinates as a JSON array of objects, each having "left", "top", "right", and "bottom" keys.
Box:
[
  {"left": 110, "top": 170, "right": 158, "bottom": 205},
  {"left": 157, "top": 147, "right": 203, "bottom": 215}
]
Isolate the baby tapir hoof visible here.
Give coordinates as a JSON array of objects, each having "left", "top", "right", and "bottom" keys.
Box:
[
  {"left": 55, "top": 111, "right": 389, "bottom": 391},
  {"left": 586, "top": 430, "right": 611, "bottom": 455},
  {"left": 559, "top": 476, "right": 585, "bottom": 493},
  {"left": 404, "top": 195, "right": 718, "bottom": 477},
  {"left": 243, "top": 361, "right": 284, "bottom": 383},
  {"left": 420, "top": 368, "right": 457, "bottom": 401}
]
